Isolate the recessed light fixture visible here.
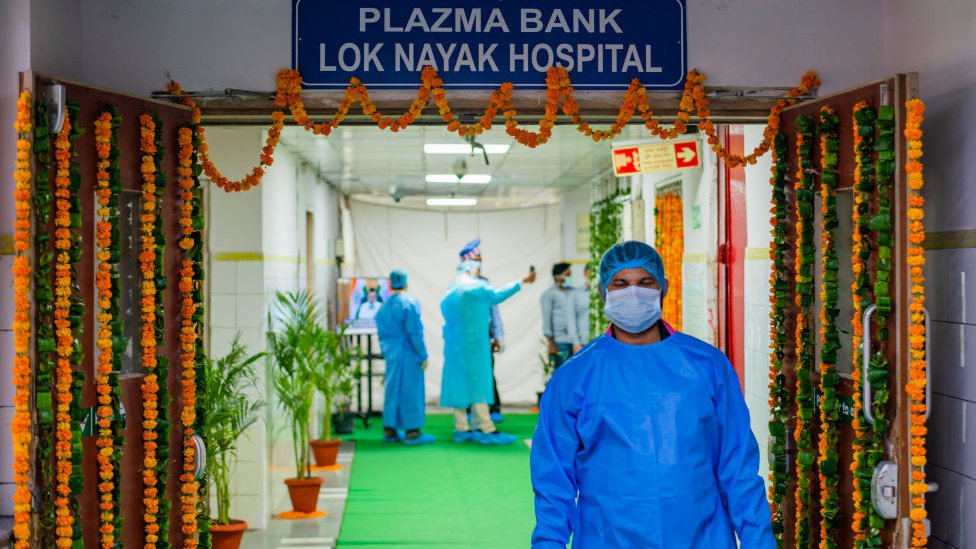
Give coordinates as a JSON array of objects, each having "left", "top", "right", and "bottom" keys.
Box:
[
  {"left": 426, "top": 198, "right": 478, "bottom": 207},
  {"left": 424, "top": 144, "right": 510, "bottom": 154},
  {"left": 425, "top": 174, "right": 492, "bottom": 184}
]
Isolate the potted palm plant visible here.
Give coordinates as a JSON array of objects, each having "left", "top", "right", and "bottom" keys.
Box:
[
  {"left": 203, "top": 335, "right": 265, "bottom": 549},
  {"left": 268, "top": 291, "right": 324, "bottom": 513},
  {"left": 310, "top": 326, "right": 359, "bottom": 466}
]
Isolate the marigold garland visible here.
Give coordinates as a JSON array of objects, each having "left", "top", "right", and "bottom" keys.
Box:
[
  {"left": 904, "top": 97, "right": 928, "bottom": 549},
  {"left": 654, "top": 192, "right": 683, "bottom": 330},
  {"left": 166, "top": 81, "right": 283, "bottom": 193},
  {"left": 816, "top": 106, "right": 841, "bottom": 549},
  {"left": 167, "top": 67, "right": 819, "bottom": 191},
  {"left": 11, "top": 89, "right": 34, "bottom": 549},
  {"left": 793, "top": 114, "right": 817, "bottom": 549},
  {"left": 52, "top": 110, "right": 76, "bottom": 548},
  {"left": 849, "top": 101, "right": 877, "bottom": 544},
  {"left": 94, "top": 110, "right": 123, "bottom": 548},
  {"left": 177, "top": 126, "right": 201, "bottom": 547},
  {"left": 766, "top": 132, "right": 790, "bottom": 549},
  {"left": 139, "top": 113, "right": 170, "bottom": 548}
]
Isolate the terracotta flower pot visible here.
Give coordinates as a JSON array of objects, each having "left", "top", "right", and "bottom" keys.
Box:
[
  {"left": 210, "top": 519, "right": 248, "bottom": 549},
  {"left": 285, "top": 476, "right": 324, "bottom": 513},
  {"left": 310, "top": 438, "right": 342, "bottom": 467}
]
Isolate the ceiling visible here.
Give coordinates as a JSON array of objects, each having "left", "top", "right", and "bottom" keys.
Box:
[{"left": 279, "top": 124, "right": 619, "bottom": 209}]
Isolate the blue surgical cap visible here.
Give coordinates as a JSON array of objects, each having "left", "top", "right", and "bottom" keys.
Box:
[
  {"left": 389, "top": 269, "right": 408, "bottom": 290},
  {"left": 598, "top": 241, "right": 669, "bottom": 299}
]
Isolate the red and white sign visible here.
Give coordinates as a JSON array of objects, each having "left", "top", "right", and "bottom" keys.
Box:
[{"left": 611, "top": 139, "right": 701, "bottom": 176}]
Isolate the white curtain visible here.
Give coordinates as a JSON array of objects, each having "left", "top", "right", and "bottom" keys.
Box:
[{"left": 350, "top": 199, "right": 562, "bottom": 406}]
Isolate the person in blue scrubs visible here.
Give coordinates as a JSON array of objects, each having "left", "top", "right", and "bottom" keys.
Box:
[
  {"left": 531, "top": 241, "right": 774, "bottom": 548},
  {"left": 459, "top": 238, "right": 508, "bottom": 423},
  {"left": 375, "top": 269, "right": 434, "bottom": 445},
  {"left": 441, "top": 259, "right": 536, "bottom": 445}
]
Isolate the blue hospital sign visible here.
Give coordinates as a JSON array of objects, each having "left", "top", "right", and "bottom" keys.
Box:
[{"left": 292, "top": 1, "right": 687, "bottom": 90}]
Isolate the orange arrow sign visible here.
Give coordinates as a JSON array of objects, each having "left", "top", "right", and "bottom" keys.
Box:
[{"left": 611, "top": 139, "right": 701, "bottom": 176}]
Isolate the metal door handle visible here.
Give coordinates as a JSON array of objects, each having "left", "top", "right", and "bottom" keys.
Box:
[
  {"left": 862, "top": 304, "right": 877, "bottom": 425},
  {"left": 921, "top": 307, "right": 932, "bottom": 420},
  {"left": 192, "top": 433, "right": 207, "bottom": 480}
]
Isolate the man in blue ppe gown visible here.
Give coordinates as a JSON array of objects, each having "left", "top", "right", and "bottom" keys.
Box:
[
  {"left": 460, "top": 238, "right": 508, "bottom": 423},
  {"left": 531, "top": 241, "right": 774, "bottom": 548},
  {"left": 441, "top": 258, "right": 536, "bottom": 445},
  {"left": 375, "top": 269, "right": 434, "bottom": 445}
]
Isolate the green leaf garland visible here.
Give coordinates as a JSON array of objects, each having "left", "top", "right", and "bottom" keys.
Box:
[
  {"left": 817, "top": 106, "right": 841, "bottom": 549},
  {"left": 793, "top": 114, "right": 817, "bottom": 548},
  {"left": 587, "top": 191, "right": 625, "bottom": 338},
  {"left": 767, "top": 132, "right": 790, "bottom": 548}
]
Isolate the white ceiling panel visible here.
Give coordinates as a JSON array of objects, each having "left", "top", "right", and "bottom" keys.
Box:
[{"left": 279, "top": 123, "right": 613, "bottom": 209}]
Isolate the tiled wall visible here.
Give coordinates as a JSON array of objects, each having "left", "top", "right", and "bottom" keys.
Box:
[{"left": 924, "top": 248, "right": 976, "bottom": 549}]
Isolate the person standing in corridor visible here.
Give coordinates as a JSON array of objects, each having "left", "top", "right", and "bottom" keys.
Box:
[
  {"left": 531, "top": 241, "right": 773, "bottom": 548},
  {"left": 541, "top": 262, "right": 582, "bottom": 370}
]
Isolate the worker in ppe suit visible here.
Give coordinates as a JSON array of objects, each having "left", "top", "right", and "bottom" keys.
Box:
[
  {"left": 375, "top": 269, "right": 433, "bottom": 445},
  {"left": 441, "top": 259, "right": 536, "bottom": 445},
  {"left": 531, "top": 241, "right": 774, "bottom": 548}
]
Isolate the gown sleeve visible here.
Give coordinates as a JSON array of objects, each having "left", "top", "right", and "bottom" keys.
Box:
[
  {"left": 486, "top": 280, "right": 522, "bottom": 304},
  {"left": 530, "top": 374, "right": 579, "bottom": 548},
  {"left": 713, "top": 357, "right": 776, "bottom": 549},
  {"left": 404, "top": 299, "right": 427, "bottom": 362}
]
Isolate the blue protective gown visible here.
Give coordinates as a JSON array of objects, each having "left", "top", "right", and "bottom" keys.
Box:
[
  {"left": 439, "top": 275, "right": 521, "bottom": 408},
  {"left": 531, "top": 331, "right": 774, "bottom": 549},
  {"left": 375, "top": 293, "right": 428, "bottom": 430}
]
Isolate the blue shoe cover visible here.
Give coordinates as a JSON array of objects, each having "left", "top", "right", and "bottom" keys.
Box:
[
  {"left": 475, "top": 430, "right": 516, "bottom": 445},
  {"left": 453, "top": 430, "right": 475, "bottom": 443},
  {"left": 403, "top": 433, "right": 436, "bottom": 445},
  {"left": 490, "top": 412, "right": 504, "bottom": 423}
]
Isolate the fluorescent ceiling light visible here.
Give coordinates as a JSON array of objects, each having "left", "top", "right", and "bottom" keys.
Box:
[
  {"left": 424, "top": 144, "right": 510, "bottom": 154},
  {"left": 426, "top": 174, "right": 492, "bottom": 184},
  {"left": 426, "top": 198, "right": 478, "bottom": 207}
]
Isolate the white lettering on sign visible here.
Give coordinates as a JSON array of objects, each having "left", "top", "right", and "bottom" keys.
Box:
[{"left": 322, "top": 6, "right": 671, "bottom": 78}]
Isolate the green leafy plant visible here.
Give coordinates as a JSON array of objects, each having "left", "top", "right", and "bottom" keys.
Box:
[
  {"left": 312, "top": 326, "right": 360, "bottom": 441},
  {"left": 202, "top": 335, "right": 266, "bottom": 526},
  {"left": 588, "top": 191, "right": 625, "bottom": 338},
  {"left": 268, "top": 291, "right": 322, "bottom": 480}
]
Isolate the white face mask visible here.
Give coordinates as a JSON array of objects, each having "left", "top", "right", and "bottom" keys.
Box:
[{"left": 603, "top": 286, "right": 662, "bottom": 334}]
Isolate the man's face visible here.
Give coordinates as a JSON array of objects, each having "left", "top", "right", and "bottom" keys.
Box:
[
  {"left": 367, "top": 290, "right": 377, "bottom": 303},
  {"left": 556, "top": 268, "right": 572, "bottom": 287},
  {"left": 607, "top": 268, "right": 660, "bottom": 293}
]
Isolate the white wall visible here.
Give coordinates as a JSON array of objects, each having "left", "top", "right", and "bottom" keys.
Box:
[
  {"left": 0, "top": 0, "right": 30, "bottom": 519},
  {"left": 882, "top": 2, "right": 976, "bottom": 547},
  {"left": 741, "top": 124, "right": 775, "bottom": 484},
  {"left": 204, "top": 128, "right": 341, "bottom": 529},
  {"left": 71, "top": 0, "right": 888, "bottom": 97}
]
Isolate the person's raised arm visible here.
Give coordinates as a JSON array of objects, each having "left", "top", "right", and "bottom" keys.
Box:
[
  {"left": 531, "top": 376, "right": 579, "bottom": 548},
  {"left": 714, "top": 356, "right": 775, "bottom": 549}
]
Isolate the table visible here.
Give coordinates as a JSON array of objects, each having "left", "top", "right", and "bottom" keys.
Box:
[{"left": 343, "top": 326, "right": 384, "bottom": 429}]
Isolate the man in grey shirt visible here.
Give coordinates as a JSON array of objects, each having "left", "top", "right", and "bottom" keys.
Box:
[
  {"left": 541, "top": 263, "right": 581, "bottom": 370},
  {"left": 574, "top": 263, "right": 592, "bottom": 344}
]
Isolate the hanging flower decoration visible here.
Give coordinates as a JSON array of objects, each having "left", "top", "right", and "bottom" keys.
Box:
[
  {"left": 793, "top": 114, "right": 816, "bottom": 549},
  {"left": 904, "top": 97, "right": 928, "bottom": 549},
  {"left": 766, "top": 132, "right": 789, "bottom": 548},
  {"left": 816, "top": 105, "right": 841, "bottom": 549},
  {"left": 138, "top": 113, "right": 170, "bottom": 548},
  {"left": 166, "top": 81, "right": 284, "bottom": 193},
  {"left": 32, "top": 95, "right": 58, "bottom": 547},
  {"left": 861, "top": 102, "right": 897, "bottom": 549},
  {"left": 11, "top": 89, "right": 34, "bottom": 549},
  {"left": 168, "top": 67, "right": 819, "bottom": 192},
  {"left": 177, "top": 126, "right": 201, "bottom": 547},
  {"left": 53, "top": 110, "right": 76, "bottom": 548},
  {"left": 849, "top": 100, "right": 876, "bottom": 543},
  {"left": 654, "top": 192, "right": 684, "bottom": 330},
  {"left": 94, "top": 109, "right": 124, "bottom": 548}
]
